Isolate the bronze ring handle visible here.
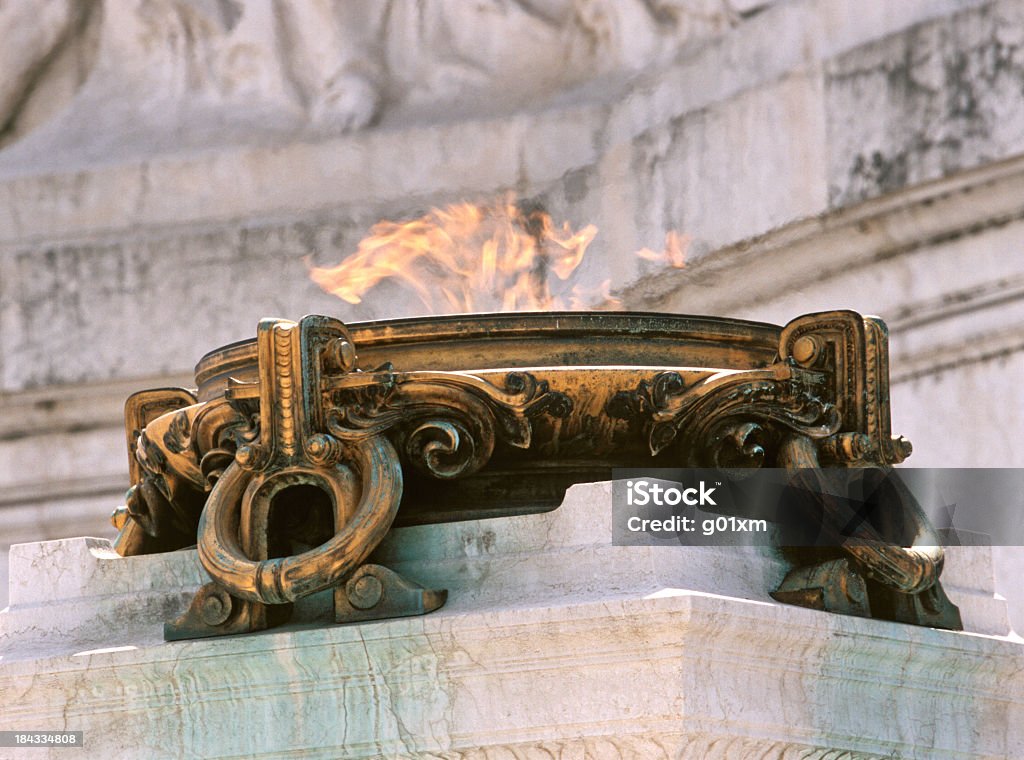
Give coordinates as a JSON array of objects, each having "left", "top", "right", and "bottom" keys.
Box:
[{"left": 197, "top": 436, "right": 403, "bottom": 605}]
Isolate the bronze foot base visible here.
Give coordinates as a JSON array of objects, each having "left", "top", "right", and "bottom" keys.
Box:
[
  {"left": 865, "top": 578, "right": 963, "bottom": 631},
  {"left": 164, "top": 582, "right": 291, "bottom": 641},
  {"left": 772, "top": 559, "right": 963, "bottom": 630},
  {"left": 335, "top": 564, "right": 447, "bottom": 624},
  {"left": 770, "top": 558, "right": 872, "bottom": 618},
  {"left": 165, "top": 565, "right": 448, "bottom": 641}
]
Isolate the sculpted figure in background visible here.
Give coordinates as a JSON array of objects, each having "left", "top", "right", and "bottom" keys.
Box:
[
  {"left": 0, "top": 0, "right": 88, "bottom": 140},
  {"left": 0, "top": 0, "right": 734, "bottom": 158}
]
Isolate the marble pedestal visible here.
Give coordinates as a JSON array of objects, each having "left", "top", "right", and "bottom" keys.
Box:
[{"left": 1, "top": 481, "right": 1022, "bottom": 759}]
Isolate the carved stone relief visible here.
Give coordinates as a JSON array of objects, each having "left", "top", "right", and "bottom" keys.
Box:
[{"left": 0, "top": 0, "right": 737, "bottom": 156}]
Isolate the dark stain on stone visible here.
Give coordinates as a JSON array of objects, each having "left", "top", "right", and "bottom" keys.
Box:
[
  {"left": 849, "top": 150, "right": 909, "bottom": 196},
  {"left": 945, "top": 51, "right": 980, "bottom": 120},
  {"left": 827, "top": 2, "right": 1024, "bottom": 207},
  {"left": 217, "top": 0, "right": 244, "bottom": 32},
  {"left": 562, "top": 168, "right": 590, "bottom": 205}
]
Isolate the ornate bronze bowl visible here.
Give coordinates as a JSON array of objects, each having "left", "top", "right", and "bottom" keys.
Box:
[
  {"left": 110, "top": 310, "right": 959, "bottom": 639},
  {"left": 191, "top": 312, "right": 791, "bottom": 525}
]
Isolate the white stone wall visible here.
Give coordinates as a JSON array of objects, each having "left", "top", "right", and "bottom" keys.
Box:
[{"left": 1, "top": 0, "right": 1022, "bottom": 627}]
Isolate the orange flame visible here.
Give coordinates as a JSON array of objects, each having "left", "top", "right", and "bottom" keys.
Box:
[
  {"left": 636, "top": 230, "right": 689, "bottom": 269},
  {"left": 309, "top": 196, "right": 685, "bottom": 314},
  {"left": 309, "top": 196, "right": 598, "bottom": 314}
]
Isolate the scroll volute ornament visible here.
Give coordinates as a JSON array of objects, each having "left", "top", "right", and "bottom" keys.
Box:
[{"left": 778, "top": 311, "right": 912, "bottom": 466}]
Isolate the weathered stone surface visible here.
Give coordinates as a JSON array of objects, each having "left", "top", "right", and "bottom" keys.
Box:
[
  {"left": 827, "top": 0, "right": 1024, "bottom": 206},
  {"left": 5, "top": 592, "right": 1021, "bottom": 758}
]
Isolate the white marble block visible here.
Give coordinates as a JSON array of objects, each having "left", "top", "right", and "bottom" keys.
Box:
[{"left": 1, "top": 481, "right": 1022, "bottom": 758}]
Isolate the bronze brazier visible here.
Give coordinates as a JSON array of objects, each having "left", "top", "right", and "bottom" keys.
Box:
[{"left": 110, "top": 310, "right": 961, "bottom": 640}]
